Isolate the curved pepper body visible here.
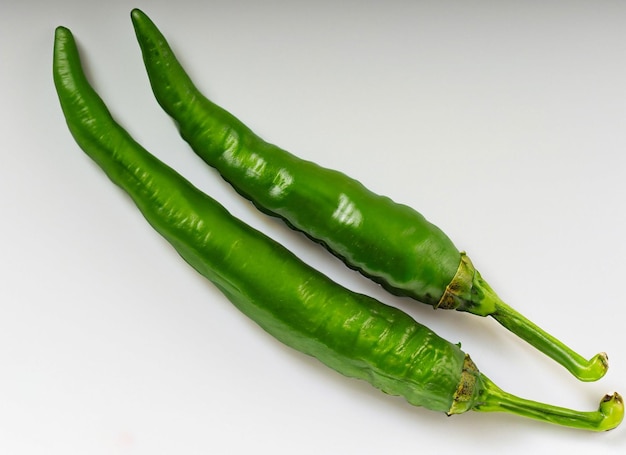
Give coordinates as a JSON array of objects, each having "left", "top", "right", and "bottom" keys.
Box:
[
  {"left": 53, "top": 25, "right": 475, "bottom": 414},
  {"left": 130, "top": 11, "right": 461, "bottom": 308}
]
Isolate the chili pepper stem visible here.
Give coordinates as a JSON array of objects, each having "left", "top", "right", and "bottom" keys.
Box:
[
  {"left": 464, "top": 264, "right": 608, "bottom": 382},
  {"left": 475, "top": 375, "right": 624, "bottom": 432},
  {"left": 491, "top": 299, "right": 608, "bottom": 382}
]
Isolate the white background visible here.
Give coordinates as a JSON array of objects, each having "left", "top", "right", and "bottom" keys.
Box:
[{"left": 2, "top": 0, "right": 625, "bottom": 453}]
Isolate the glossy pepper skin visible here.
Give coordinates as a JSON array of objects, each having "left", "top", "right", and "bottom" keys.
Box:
[
  {"left": 130, "top": 9, "right": 609, "bottom": 382},
  {"left": 53, "top": 23, "right": 623, "bottom": 432}
]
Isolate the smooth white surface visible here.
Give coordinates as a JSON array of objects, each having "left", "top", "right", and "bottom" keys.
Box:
[{"left": 2, "top": 0, "right": 625, "bottom": 453}]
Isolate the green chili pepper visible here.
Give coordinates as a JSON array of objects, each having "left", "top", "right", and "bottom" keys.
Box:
[
  {"left": 130, "top": 8, "right": 608, "bottom": 382},
  {"left": 53, "top": 23, "right": 623, "bottom": 432}
]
